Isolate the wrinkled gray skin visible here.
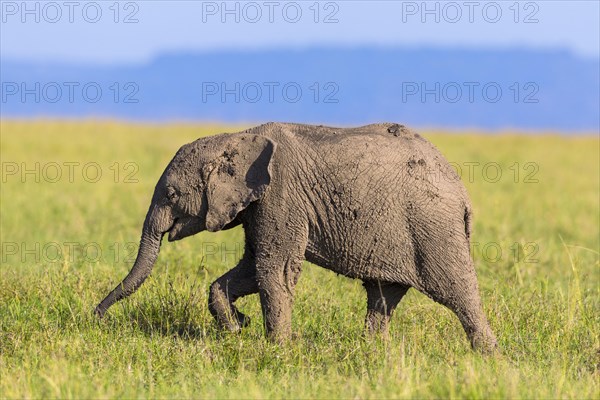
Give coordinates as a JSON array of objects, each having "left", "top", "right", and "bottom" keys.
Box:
[{"left": 95, "top": 122, "right": 498, "bottom": 353}]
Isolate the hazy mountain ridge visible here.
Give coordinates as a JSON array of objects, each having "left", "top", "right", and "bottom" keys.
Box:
[{"left": 2, "top": 47, "right": 598, "bottom": 131}]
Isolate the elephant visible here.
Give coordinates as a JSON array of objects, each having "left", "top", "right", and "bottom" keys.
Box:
[{"left": 95, "top": 122, "right": 498, "bottom": 353}]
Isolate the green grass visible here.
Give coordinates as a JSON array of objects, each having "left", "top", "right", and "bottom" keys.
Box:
[{"left": 1, "top": 120, "right": 598, "bottom": 399}]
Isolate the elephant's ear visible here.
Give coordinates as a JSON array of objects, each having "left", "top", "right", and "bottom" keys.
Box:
[{"left": 205, "top": 134, "right": 276, "bottom": 232}]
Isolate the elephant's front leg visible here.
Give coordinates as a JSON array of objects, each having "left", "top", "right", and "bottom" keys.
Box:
[
  {"left": 208, "top": 252, "right": 258, "bottom": 332},
  {"left": 254, "top": 232, "right": 307, "bottom": 342}
]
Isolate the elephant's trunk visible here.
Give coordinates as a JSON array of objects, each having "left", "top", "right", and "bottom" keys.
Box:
[{"left": 95, "top": 206, "right": 170, "bottom": 318}]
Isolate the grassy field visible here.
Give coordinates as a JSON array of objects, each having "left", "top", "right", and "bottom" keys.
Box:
[{"left": 1, "top": 120, "right": 598, "bottom": 399}]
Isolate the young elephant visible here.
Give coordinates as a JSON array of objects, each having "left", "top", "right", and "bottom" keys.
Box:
[{"left": 95, "top": 122, "right": 498, "bottom": 352}]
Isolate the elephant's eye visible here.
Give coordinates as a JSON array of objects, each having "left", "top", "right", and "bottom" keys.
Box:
[{"left": 166, "top": 187, "right": 178, "bottom": 202}]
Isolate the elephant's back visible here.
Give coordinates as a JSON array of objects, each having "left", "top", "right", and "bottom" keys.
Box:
[
  {"left": 286, "top": 123, "right": 447, "bottom": 163},
  {"left": 296, "top": 123, "right": 460, "bottom": 185},
  {"left": 285, "top": 123, "right": 471, "bottom": 280},
  {"left": 281, "top": 122, "right": 426, "bottom": 146},
  {"left": 274, "top": 122, "right": 468, "bottom": 209}
]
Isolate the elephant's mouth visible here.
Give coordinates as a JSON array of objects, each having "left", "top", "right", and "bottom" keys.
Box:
[
  {"left": 167, "top": 217, "right": 204, "bottom": 242},
  {"left": 168, "top": 218, "right": 183, "bottom": 242}
]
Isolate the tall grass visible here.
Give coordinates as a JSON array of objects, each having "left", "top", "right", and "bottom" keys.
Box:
[{"left": 1, "top": 120, "right": 598, "bottom": 398}]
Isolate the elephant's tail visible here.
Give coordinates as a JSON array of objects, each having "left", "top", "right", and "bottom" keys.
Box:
[{"left": 464, "top": 204, "right": 472, "bottom": 244}]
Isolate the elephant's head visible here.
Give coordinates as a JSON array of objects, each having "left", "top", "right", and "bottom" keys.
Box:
[{"left": 95, "top": 133, "right": 276, "bottom": 317}]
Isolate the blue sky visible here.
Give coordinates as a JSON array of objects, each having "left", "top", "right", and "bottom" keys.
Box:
[{"left": 1, "top": 1, "right": 599, "bottom": 64}]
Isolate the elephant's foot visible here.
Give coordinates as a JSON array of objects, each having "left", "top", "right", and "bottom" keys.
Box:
[
  {"left": 365, "top": 310, "right": 391, "bottom": 338},
  {"left": 208, "top": 281, "right": 250, "bottom": 332},
  {"left": 469, "top": 326, "right": 499, "bottom": 354},
  {"left": 265, "top": 324, "right": 292, "bottom": 343},
  {"left": 363, "top": 281, "right": 409, "bottom": 338},
  {"left": 230, "top": 308, "right": 251, "bottom": 331},
  {"left": 212, "top": 304, "right": 250, "bottom": 332}
]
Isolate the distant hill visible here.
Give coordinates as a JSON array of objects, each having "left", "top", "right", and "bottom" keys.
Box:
[{"left": 1, "top": 47, "right": 598, "bottom": 131}]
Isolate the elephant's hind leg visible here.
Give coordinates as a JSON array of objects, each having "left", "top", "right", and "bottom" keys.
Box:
[
  {"left": 416, "top": 254, "right": 498, "bottom": 353},
  {"left": 363, "top": 281, "right": 410, "bottom": 336},
  {"left": 208, "top": 254, "right": 258, "bottom": 332}
]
